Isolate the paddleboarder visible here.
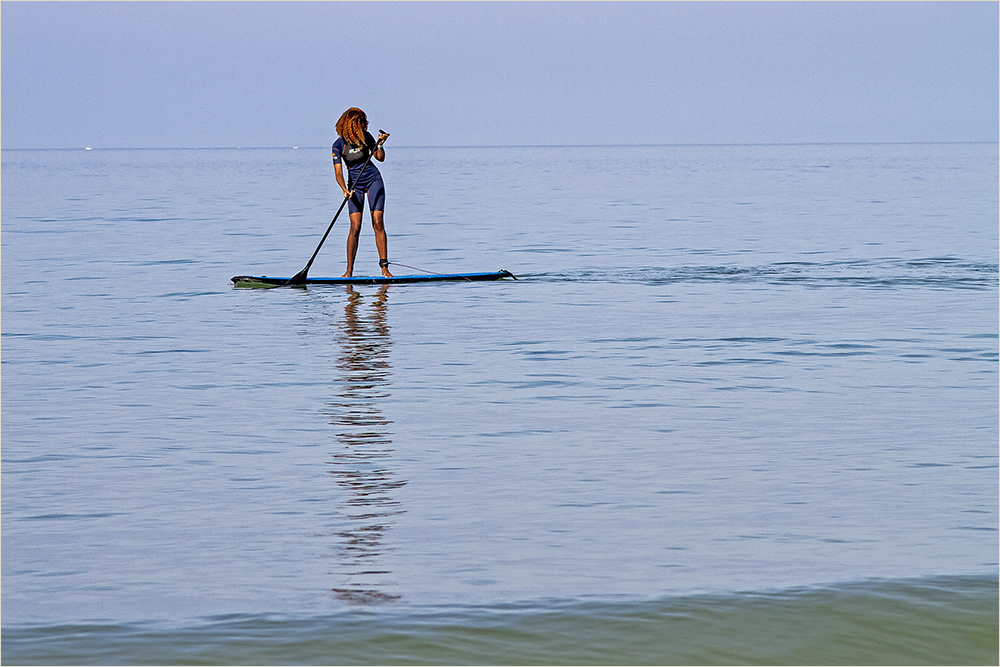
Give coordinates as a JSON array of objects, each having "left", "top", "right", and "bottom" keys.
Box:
[{"left": 333, "top": 107, "right": 391, "bottom": 278}]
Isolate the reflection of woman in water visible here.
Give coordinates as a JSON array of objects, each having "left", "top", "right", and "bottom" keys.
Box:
[
  {"left": 326, "top": 285, "right": 403, "bottom": 605},
  {"left": 332, "top": 108, "right": 392, "bottom": 279}
]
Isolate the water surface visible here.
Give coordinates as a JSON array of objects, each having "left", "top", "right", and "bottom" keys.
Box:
[{"left": 2, "top": 143, "right": 997, "bottom": 663}]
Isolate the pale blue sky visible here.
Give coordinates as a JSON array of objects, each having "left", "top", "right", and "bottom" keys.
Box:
[{"left": 2, "top": 1, "right": 997, "bottom": 148}]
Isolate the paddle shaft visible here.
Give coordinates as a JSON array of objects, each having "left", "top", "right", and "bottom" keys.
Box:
[{"left": 286, "top": 132, "right": 387, "bottom": 285}]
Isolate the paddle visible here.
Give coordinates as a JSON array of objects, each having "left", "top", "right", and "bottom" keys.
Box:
[{"left": 285, "top": 131, "right": 388, "bottom": 286}]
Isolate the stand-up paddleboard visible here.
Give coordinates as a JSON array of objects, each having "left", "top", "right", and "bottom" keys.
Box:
[{"left": 232, "top": 270, "right": 516, "bottom": 288}]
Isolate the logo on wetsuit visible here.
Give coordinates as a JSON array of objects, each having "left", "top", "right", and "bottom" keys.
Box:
[{"left": 343, "top": 144, "right": 367, "bottom": 163}]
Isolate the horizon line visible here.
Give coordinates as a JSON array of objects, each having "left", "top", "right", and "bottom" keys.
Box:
[{"left": 2, "top": 140, "right": 997, "bottom": 151}]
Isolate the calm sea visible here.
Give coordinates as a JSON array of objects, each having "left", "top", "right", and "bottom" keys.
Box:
[{"left": 2, "top": 143, "right": 997, "bottom": 664}]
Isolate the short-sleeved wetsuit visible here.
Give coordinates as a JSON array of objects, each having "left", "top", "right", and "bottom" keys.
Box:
[{"left": 332, "top": 130, "right": 385, "bottom": 215}]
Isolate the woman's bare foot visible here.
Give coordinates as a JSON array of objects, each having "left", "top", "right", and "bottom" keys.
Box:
[
  {"left": 341, "top": 270, "right": 353, "bottom": 278},
  {"left": 381, "top": 267, "right": 393, "bottom": 278}
]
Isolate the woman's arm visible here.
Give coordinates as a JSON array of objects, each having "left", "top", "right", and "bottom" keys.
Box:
[
  {"left": 373, "top": 130, "right": 389, "bottom": 162},
  {"left": 333, "top": 162, "right": 350, "bottom": 197}
]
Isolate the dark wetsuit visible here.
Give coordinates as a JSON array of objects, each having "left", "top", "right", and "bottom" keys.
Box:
[{"left": 332, "top": 131, "right": 385, "bottom": 215}]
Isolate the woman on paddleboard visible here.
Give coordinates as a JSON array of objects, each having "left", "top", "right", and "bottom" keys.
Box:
[{"left": 333, "top": 107, "right": 391, "bottom": 278}]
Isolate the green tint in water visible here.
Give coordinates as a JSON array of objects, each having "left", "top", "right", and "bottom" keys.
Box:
[{"left": 4, "top": 575, "right": 996, "bottom": 665}]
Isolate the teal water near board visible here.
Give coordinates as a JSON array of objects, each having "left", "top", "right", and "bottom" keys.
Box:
[{"left": 2, "top": 144, "right": 997, "bottom": 664}]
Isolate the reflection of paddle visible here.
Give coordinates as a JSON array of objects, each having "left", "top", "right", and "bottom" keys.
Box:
[{"left": 286, "top": 131, "right": 388, "bottom": 286}]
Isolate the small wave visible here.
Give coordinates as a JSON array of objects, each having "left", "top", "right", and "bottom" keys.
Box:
[
  {"left": 540, "top": 257, "right": 999, "bottom": 290},
  {"left": 3, "top": 574, "right": 995, "bottom": 665}
]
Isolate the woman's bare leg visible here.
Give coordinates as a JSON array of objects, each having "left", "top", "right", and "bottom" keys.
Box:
[
  {"left": 342, "top": 211, "right": 364, "bottom": 277},
  {"left": 372, "top": 210, "right": 392, "bottom": 277}
]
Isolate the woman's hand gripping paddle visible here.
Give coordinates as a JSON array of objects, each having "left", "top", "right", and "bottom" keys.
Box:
[{"left": 285, "top": 131, "right": 389, "bottom": 286}]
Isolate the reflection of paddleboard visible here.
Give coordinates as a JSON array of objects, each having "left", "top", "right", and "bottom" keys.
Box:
[{"left": 232, "top": 270, "right": 516, "bottom": 288}]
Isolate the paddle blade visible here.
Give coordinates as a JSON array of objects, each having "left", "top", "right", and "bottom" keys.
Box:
[{"left": 285, "top": 269, "right": 309, "bottom": 286}]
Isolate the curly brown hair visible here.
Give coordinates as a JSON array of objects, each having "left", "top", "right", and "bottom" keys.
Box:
[{"left": 336, "top": 107, "right": 368, "bottom": 146}]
